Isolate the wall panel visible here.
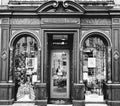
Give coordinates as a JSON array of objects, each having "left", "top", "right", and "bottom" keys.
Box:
[
  {"left": 0, "top": 19, "right": 1, "bottom": 81},
  {"left": 112, "top": 29, "right": 119, "bottom": 83},
  {"left": 1, "top": 29, "right": 9, "bottom": 81}
]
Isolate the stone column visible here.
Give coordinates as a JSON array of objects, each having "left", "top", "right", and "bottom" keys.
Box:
[
  {"left": 80, "top": 47, "right": 83, "bottom": 83},
  {"left": 107, "top": 46, "right": 112, "bottom": 83},
  {"left": 8, "top": 48, "right": 13, "bottom": 83},
  {"left": 37, "top": 48, "right": 41, "bottom": 82}
]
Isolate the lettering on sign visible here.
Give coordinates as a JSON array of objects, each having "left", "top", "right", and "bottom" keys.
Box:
[{"left": 41, "top": 18, "right": 80, "bottom": 24}]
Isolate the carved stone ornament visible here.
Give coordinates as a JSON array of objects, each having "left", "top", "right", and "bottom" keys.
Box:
[
  {"left": 1, "top": 50, "right": 7, "bottom": 60},
  {"left": 37, "top": 0, "right": 85, "bottom": 13},
  {"left": 81, "top": 18, "right": 111, "bottom": 25},
  {"left": 114, "top": 50, "right": 120, "bottom": 61}
]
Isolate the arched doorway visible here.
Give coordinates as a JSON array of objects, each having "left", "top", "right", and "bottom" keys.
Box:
[
  {"left": 9, "top": 31, "right": 41, "bottom": 101},
  {"left": 80, "top": 31, "right": 112, "bottom": 102}
]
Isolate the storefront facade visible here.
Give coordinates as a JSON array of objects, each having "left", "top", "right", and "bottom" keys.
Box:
[{"left": 0, "top": 0, "right": 120, "bottom": 106}]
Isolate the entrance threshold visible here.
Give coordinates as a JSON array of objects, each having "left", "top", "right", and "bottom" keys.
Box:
[
  {"left": 48, "top": 104, "right": 72, "bottom": 106},
  {"left": 10, "top": 103, "right": 108, "bottom": 106}
]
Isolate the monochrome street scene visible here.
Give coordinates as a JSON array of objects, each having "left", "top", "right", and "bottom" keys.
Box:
[{"left": 0, "top": 0, "right": 120, "bottom": 106}]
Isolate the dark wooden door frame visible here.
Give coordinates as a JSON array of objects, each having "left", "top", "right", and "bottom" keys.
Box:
[{"left": 43, "top": 29, "right": 79, "bottom": 103}]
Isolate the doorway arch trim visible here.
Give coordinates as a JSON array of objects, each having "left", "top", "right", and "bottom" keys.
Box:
[
  {"left": 80, "top": 29, "right": 112, "bottom": 48},
  {"left": 9, "top": 30, "right": 41, "bottom": 50},
  {"left": 8, "top": 30, "right": 41, "bottom": 82},
  {"left": 79, "top": 29, "right": 112, "bottom": 83}
]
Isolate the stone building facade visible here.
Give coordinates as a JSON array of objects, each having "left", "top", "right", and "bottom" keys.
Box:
[{"left": 0, "top": 0, "right": 120, "bottom": 106}]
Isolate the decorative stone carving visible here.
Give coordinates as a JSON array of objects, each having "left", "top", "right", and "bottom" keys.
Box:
[
  {"left": 81, "top": 18, "right": 111, "bottom": 25},
  {"left": 37, "top": 0, "right": 85, "bottom": 13},
  {"left": 107, "top": 47, "right": 112, "bottom": 83},
  {"left": 81, "top": 30, "right": 110, "bottom": 40},
  {"left": 10, "top": 18, "right": 40, "bottom": 25},
  {"left": 79, "top": 47, "right": 83, "bottom": 83},
  {"left": 114, "top": 50, "right": 120, "bottom": 61},
  {"left": 41, "top": 18, "right": 80, "bottom": 24},
  {"left": 11, "top": 29, "right": 40, "bottom": 40},
  {"left": 1, "top": 50, "right": 7, "bottom": 60},
  {"left": 9, "top": 48, "right": 13, "bottom": 82},
  {"left": 11, "top": 30, "right": 20, "bottom": 36}
]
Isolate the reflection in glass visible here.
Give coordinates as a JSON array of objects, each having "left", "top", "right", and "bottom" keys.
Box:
[
  {"left": 83, "top": 36, "right": 107, "bottom": 101},
  {"left": 51, "top": 50, "right": 69, "bottom": 98},
  {"left": 14, "top": 36, "right": 38, "bottom": 101}
]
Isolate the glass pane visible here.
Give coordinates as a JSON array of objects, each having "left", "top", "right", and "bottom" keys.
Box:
[
  {"left": 83, "top": 36, "right": 107, "bottom": 101},
  {"left": 50, "top": 50, "right": 69, "bottom": 98},
  {"left": 14, "top": 36, "right": 38, "bottom": 101}
]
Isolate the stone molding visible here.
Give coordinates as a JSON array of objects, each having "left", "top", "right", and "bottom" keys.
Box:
[
  {"left": 10, "top": 18, "right": 40, "bottom": 25},
  {"left": 41, "top": 18, "right": 80, "bottom": 24},
  {"left": 81, "top": 18, "right": 111, "bottom": 25}
]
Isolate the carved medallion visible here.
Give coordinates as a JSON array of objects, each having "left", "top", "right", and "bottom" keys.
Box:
[
  {"left": 1, "top": 50, "right": 7, "bottom": 60},
  {"left": 114, "top": 50, "right": 119, "bottom": 61}
]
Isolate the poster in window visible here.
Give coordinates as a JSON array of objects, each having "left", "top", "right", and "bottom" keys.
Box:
[
  {"left": 26, "top": 58, "right": 37, "bottom": 71},
  {"left": 88, "top": 58, "right": 96, "bottom": 68}
]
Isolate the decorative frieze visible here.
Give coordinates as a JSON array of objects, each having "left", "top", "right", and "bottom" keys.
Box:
[
  {"left": 81, "top": 18, "right": 111, "bottom": 25},
  {"left": 10, "top": 18, "right": 40, "bottom": 25},
  {"left": 11, "top": 29, "right": 40, "bottom": 38},
  {"left": 41, "top": 18, "right": 80, "bottom": 24},
  {"left": 81, "top": 30, "right": 110, "bottom": 39}
]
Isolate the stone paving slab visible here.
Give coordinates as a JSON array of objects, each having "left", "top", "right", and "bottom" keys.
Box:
[{"left": 0, "top": 103, "right": 108, "bottom": 106}]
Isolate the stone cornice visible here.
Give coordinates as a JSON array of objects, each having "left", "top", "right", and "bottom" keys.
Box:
[{"left": 0, "top": 2, "right": 120, "bottom": 17}]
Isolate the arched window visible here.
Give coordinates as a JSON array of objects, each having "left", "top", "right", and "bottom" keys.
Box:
[
  {"left": 11, "top": 34, "right": 40, "bottom": 101},
  {"left": 83, "top": 36, "right": 107, "bottom": 82},
  {"left": 82, "top": 34, "right": 110, "bottom": 101}
]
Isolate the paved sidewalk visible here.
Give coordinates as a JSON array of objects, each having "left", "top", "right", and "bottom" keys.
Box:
[
  {"left": 11, "top": 104, "right": 107, "bottom": 106},
  {"left": 1, "top": 94, "right": 108, "bottom": 106},
  {"left": 1, "top": 103, "right": 108, "bottom": 106}
]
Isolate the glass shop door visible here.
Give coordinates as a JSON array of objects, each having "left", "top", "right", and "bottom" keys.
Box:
[{"left": 50, "top": 50, "right": 69, "bottom": 99}]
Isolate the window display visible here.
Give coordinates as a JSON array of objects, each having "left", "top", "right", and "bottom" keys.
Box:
[
  {"left": 14, "top": 36, "right": 38, "bottom": 101},
  {"left": 83, "top": 36, "right": 107, "bottom": 95}
]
